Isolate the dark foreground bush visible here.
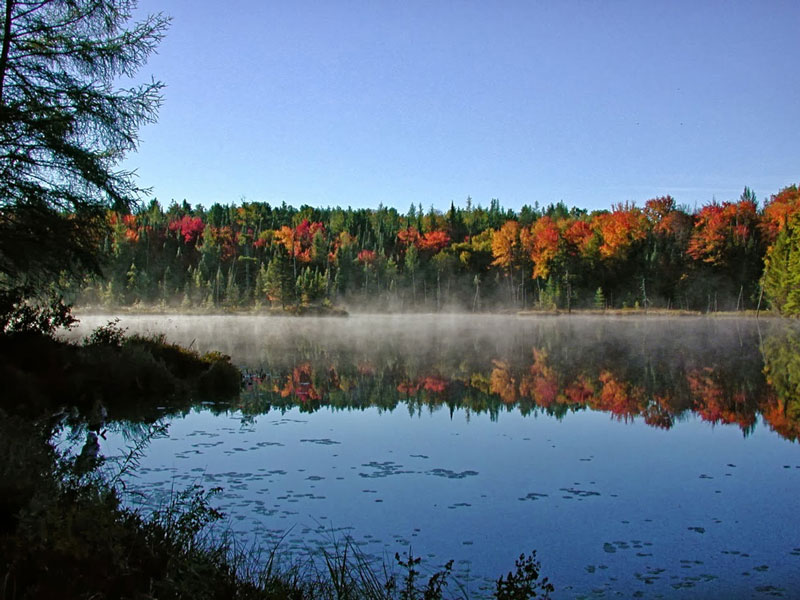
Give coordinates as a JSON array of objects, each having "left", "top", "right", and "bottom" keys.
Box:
[
  {"left": 0, "top": 319, "right": 240, "bottom": 421},
  {"left": 0, "top": 415, "right": 271, "bottom": 600}
]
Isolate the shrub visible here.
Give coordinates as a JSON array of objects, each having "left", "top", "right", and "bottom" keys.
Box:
[
  {"left": 0, "top": 290, "right": 76, "bottom": 336},
  {"left": 83, "top": 318, "right": 127, "bottom": 348},
  {"left": 495, "top": 551, "right": 554, "bottom": 600}
]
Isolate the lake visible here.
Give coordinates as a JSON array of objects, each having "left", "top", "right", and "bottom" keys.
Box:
[{"left": 71, "top": 314, "right": 800, "bottom": 599}]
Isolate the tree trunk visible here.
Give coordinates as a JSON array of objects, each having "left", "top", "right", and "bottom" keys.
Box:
[
  {"left": 436, "top": 270, "right": 441, "bottom": 312},
  {"left": 756, "top": 284, "right": 764, "bottom": 319},
  {"left": 0, "top": 0, "right": 14, "bottom": 106}
]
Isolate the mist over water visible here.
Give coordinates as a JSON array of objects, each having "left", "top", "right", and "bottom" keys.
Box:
[
  {"left": 70, "top": 312, "right": 765, "bottom": 367},
  {"left": 70, "top": 314, "right": 800, "bottom": 598}
]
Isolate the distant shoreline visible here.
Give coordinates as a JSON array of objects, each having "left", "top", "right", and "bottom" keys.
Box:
[
  {"left": 71, "top": 305, "right": 785, "bottom": 319},
  {"left": 72, "top": 304, "right": 350, "bottom": 317}
]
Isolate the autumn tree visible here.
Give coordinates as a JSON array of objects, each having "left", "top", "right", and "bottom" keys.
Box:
[
  {"left": 492, "top": 220, "right": 524, "bottom": 304},
  {"left": 687, "top": 192, "right": 762, "bottom": 309},
  {"left": 451, "top": 229, "right": 493, "bottom": 273},
  {"left": 593, "top": 203, "right": 648, "bottom": 261},
  {"left": 0, "top": 0, "right": 168, "bottom": 293},
  {"left": 760, "top": 185, "right": 800, "bottom": 247},
  {"left": 520, "top": 217, "right": 564, "bottom": 308},
  {"left": 642, "top": 196, "right": 693, "bottom": 306},
  {"left": 521, "top": 217, "right": 559, "bottom": 280},
  {"left": 587, "top": 204, "right": 650, "bottom": 307}
]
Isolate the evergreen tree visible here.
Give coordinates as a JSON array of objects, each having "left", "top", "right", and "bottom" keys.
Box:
[
  {"left": 311, "top": 230, "right": 328, "bottom": 268},
  {"left": 265, "top": 249, "right": 295, "bottom": 308},
  {"left": 0, "top": 1, "right": 168, "bottom": 292},
  {"left": 404, "top": 244, "right": 419, "bottom": 303},
  {"left": 160, "top": 266, "right": 172, "bottom": 305},
  {"left": 763, "top": 214, "right": 800, "bottom": 315},
  {"left": 297, "top": 268, "right": 326, "bottom": 304},
  {"left": 333, "top": 242, "right": 356, "bottom": 297},
  {"left": 224, "top": 266, "right": 240, "bottom": 307},
  {"left": 254, "top": 263, "right": 268, "bottom": 307},
  {"left": 594, "top": 287, "right": 606, "bottom": 310},
  {"left": 213, "top": 266, "right": 223, "bottom": 306},
  {"left": 125, "top": 262, "right": 146, "bottom": 303}
]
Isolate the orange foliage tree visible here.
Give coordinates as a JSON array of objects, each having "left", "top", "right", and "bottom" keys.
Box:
[
  {"left": 687, "top": 200, "right": 758, "bottom": 265},
  {"left": 491, "top": 220, "right": 524, "bottom": 303},
  {"left": 686, "top": 194, "right": 763, "bottom": 309},
  {"left": 592, "top": 203, "right": 648, "bottom": 261},
  {"left": 521, "top": 217, "right": 560, "bottom": 280},
  {"left": 760, "top": 185, "right": 800, "bottom": 247}
]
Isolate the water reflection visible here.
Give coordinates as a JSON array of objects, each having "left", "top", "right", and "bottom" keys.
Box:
[
  {"left": 761, "top": 326, "right": 800, "bottom": 442},
  {"left": 226, "top": 317, "right": 798, "bottom": 442},
  {"left": 69, "top": 315, "right": 800, "bottom": 597}
]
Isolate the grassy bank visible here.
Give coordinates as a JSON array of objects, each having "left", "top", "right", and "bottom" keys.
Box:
[
  {"left": 0, "top": 321, "right": 240, "bottom": 421},
  {"left": 72, "top": 303, "right": 350, "bottom": 317},
  {"left": 517, "top": 307, "right": 782, "bottom": 318}
]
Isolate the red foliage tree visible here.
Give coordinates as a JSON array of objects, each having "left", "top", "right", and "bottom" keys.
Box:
[
  {"left": 562, "top": 219, "right": 594, "bottom": 255},
  {"left": 121, "top": 214, "right": 140, "bottom": 243},
  {"left": 397, "top": 226, "right": 421, "bottom": 247},
  {"left": 418, "top": 230, "right": 451, "bottom": 253},
  {"left": 168, "top": 215, "right": 205, "bottom": 245},
  {"left": 687, "top": 200, "right": 758, "bottom": 265},
  {"left": 206, "top": 225, "right": 239, "bottom": 262},
  {"left": 521, "top": 217, "right": 560, "bottom": 279},
  {"left": 273, "top": 220, "right": 326, "bottom": 263}
]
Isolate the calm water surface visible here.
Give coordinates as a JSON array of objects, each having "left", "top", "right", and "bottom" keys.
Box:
[{"left": 72, "top": 314, "right": 800, "bottom": 599}]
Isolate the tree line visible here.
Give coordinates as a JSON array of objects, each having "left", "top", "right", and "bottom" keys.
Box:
[{"left": 72, "top": 185, "right": 800, "bottom": 314}]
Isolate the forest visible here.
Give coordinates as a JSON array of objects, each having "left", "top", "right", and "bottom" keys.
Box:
[{"left": 74, "top": 184, "right": 800, "bottom": 314}]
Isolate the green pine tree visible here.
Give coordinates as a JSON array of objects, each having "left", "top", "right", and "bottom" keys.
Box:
[
  {"left": 224, "top": 266, "right": 240, "bottom": 307},
  {"left": 265, "top": 249, "right": 295, "bottom": 308},
  {"left": 594, "top": 287, "right": 606, "bottom": 311},
  {"left": 763, "top": 215, "right": 800, "bottom": 315},
  {"left": 254, "top": 263, "right": 268, "bottom": 308}
]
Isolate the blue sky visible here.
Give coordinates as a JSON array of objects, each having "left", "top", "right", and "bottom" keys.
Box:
[{"left": 125, "top": 0, "right": 800, "bottom": 213}]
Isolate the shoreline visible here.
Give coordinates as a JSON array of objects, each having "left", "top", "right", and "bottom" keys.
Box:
[{"left": 71, "top": 305, "right": 784, "bottom": 320}]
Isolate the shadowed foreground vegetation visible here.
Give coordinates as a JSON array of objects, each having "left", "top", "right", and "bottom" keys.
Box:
[
  {"left": 0, "top": 308, "right": 553, "bottom": 600},
  {"left": 0, "top": 298, "right": 240, "bottom": 421}
]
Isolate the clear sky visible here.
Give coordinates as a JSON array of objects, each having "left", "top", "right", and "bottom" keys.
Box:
[{"left": 125, "top": 0, "right": 800, "bottom": 213}]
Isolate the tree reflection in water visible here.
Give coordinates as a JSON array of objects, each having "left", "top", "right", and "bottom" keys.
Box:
[{"left": 238, "top": 319, "right": 799, "bottom": 442}]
